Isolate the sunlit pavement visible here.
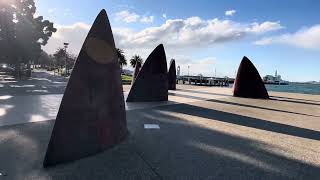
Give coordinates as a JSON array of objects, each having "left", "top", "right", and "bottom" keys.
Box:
[{"left": 1, "top": 71, "right": 320, "bottom": 179}]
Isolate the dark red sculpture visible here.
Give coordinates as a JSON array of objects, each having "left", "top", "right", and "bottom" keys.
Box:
[
  {"left": 233, "top": 56, "right": 269, "bottom": 99},
  {"left": 126, "top": 44, "right": 168, "bottom": 102},
  {"left": 168, "top": 59, "right": 176, "bottom": 90},
  {"left": 43, "top": 10, "right": 128, "bottom": 167},
  {"left": 131, "top": 63, "right": 141, "bottom": 85}
]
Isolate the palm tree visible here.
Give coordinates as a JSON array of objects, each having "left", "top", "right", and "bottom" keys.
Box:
[
  {"left": 130, "top": 55, "right": 143, "bottom": 68},
  {"left": 116, "top": 48, "right": 127, "bottom": 69}
]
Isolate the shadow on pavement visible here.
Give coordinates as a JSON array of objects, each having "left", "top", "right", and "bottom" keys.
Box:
[
  {"left": 169, "top": 92, "right": 320, "bottom": 118},
  {"left": 176, "top": 88, "right": 233, "bottom": 97},
  {"left": 0, "top": 101, "right": 319, "bottom": 179},
  {"left": 127, "top": 105, "right": 320, "bottom": 179}
]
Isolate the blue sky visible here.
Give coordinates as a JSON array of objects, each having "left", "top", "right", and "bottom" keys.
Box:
[{"left": 36, "top": 0, "right": 320, "bottom": 82}]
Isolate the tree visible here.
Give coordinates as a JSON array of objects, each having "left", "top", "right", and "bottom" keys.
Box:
[
  {"left": 52, "top": 47, "right": 76, "bottom": 75},
  {"left": 0, "top": 0, "right": 56, "bottom": 77},
  {"left": 116, "top": 48, "right": 126, "bottom": 69},
  {"left": 0, "top": 1, "right": 16, "bottom": 64},
  {"left": 66, "top": 54, "right": 77, "bottom": 71},
  {"left": 130, "top": 55, "right": 143, "bottom": 68},
  {"left": 53, "top": 48, "right": 67, "bottom": 69},
  {"left": 37, "top": 50, "right": 51, "bottom": 68}
]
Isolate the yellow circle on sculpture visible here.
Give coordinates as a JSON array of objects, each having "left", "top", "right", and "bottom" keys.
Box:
[{"left": 84, "top": 37, "right": 116, "bottom": 64}]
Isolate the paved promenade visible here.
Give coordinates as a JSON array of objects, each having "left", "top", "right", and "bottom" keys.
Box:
[{"left": 0, "top": 71, "right": 320, "bottom": 179}]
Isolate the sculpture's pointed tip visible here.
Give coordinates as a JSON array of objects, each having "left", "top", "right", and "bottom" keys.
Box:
[
  {"left": 127, "top": 44, "right": 168, "bottom": 102},
  {"left": 156, "top": 44, "right": 164, "bottom": 50},
  {"left": 242, "top": 56, "right": 250, "bottom": 62},
  {"left": 98, "top": 9, "right": 107, "bottom": 16},
  {"left": 90, "top": 9, "right": 111, "bottom": 31},
  {"left": 168, "top": 59, "right": 177, "bottom": 90},
  {"left": 240, "top": 56, "right": 255, "bottom": 68}
]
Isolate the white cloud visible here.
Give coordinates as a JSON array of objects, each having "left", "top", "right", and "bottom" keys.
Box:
[
  {"left": 254, "top": 24, "right": 320, "bottom": 49},
  {"left": 254, "top": 38, "right": 273, "bottom": 45},
  {"left": 115, "top": 10, "right": 140, "bottom": 23},
  {"left": 179, "top": 57, "right": 216, "bottom": 76},
  {"left": 43, "top": 17, "right": 282, "bottom": 54},
  {"left": 248, "top": 21, "right": 284, "bottom": 34},
  {"left": 113, "top": 17, "right": 282, "bottom": 49},
  {"left": 63, "top": 8, "right": 73, "bottom": 17},
  {"left": 225, "top": 10, "right": 236, "bottom": 16},
  {"left": 42, "top": 23, "right": 90, "bottom": 54},
  {"left": 140, "top": 16, "right": 154, "bottom": 23},
  {"left": 42, "top": 16, "right": 282, "bottom": 77},
  {"left": 48, "top": 8, "right": 57, "bottom": 14},
  {"left": 115, "top": 10, "right": 155, "bottom": 24},
  {"left": 162, "top": 14, "right": 167, "bottom": 19}
]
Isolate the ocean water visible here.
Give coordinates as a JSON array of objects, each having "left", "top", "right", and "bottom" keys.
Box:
[{"left": 265, "top": 83, "right": 320, "bottom": 95}]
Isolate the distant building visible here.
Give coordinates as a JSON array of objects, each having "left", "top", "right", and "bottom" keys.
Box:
[
  {"left": 177, "top": 66, "right": 180, "bottom": 78},
  {"left": 263, "top": 70, "right": 288, "bottom": 85}
]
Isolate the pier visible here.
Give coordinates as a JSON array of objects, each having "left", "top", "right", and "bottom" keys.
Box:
[{"left": 177, "top": 75, "right": 235, "bottom": 86}]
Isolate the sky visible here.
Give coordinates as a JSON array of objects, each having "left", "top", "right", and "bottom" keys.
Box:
[{"left": 35, "top": 0, "right": 320, "bottom": 82}]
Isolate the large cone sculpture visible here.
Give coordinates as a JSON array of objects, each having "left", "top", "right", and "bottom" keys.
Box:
[
  {"left": 131, "top": 63, "right": 141, "bottom": 85},
  {"left": 127, "top": 44, "right": 168, "bottom": 102},
  {"left": 168, "top": 59, "right": 176, "bottom": 90},
  {"left": 233, "top": 56, "right": 269, "bottom": 99},
  {"left": 43, "top": 10, "right": 128, "bottom": 167}
]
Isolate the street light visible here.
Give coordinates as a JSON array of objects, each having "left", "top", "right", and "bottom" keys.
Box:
[
  {"left": 63, "top": 42, "right": 69, "bottom": 76},
  {"left": 188, "top": 65, "right": 190, "bottom": 84}
]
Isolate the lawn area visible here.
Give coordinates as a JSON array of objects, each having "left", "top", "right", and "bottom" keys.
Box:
[{"left": 121, "top": 75, "right": 132, "bottom": 81}]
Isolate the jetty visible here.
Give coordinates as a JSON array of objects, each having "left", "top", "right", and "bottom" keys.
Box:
[{"left": 177, "top": 75, "right": 235, "bottom": 86}]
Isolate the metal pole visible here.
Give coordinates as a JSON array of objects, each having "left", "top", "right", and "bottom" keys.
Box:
[
  {"left": 63, "top": 42, "right": 69, "bottom": 76},
  {"left": 188, "top": 65, "right": 190, "bottom": 84}
]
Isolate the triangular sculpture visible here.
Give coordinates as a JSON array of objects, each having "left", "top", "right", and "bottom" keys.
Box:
[
  {"left": 233, "top": 56, "right": 269, "bottom": 99},
  {"left": 43, "top": 10, "right": 128, "bottom": 167},
  {"left": 131, "top": 63, "right": 141, "bottom": 85},
  {"left": 127, "top": 44, "right": 168, "bottom": 102},
  {"left": 168, "top": 59, "right": 176, "bottom": 90}
]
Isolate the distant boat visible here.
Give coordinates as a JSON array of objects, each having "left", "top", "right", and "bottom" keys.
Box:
[{"left": 263, "top": 70, "right": 289, "bottom": 85}]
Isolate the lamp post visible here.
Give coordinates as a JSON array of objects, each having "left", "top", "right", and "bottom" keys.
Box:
[
  {"left": 188, "top": 65, "right": 190, "bottom": 84},
  {"left": 63, "top": 42, "right": 69, "bottom": 76}
]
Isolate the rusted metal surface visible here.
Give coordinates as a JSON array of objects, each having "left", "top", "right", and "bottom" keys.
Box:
[
  {"left": 233, "top": 56, "right": 269, "bottom": 99},
  {"left": 127, "top": 44, "right": 168, "bottom": 102},
  {"left": 43, "top": 10, "right": 128, "bottom": 167},
  {"left": 168, "top": 59, "right": 176, "bottom": 90}
]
